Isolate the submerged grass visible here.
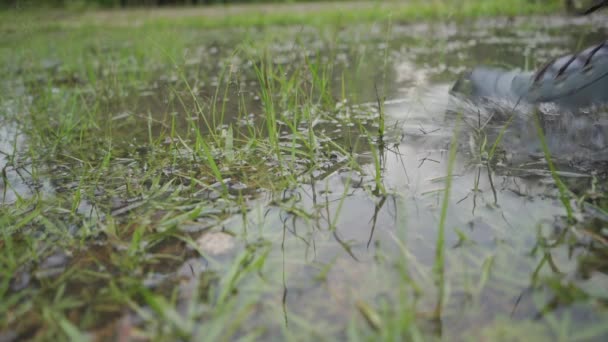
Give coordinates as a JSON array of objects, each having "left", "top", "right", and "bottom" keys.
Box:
[
  {"left": 434, "top": 111, "right": 462, "bottom": 317},
  {"left": 1, "top": 2, "right": 608, "bottom": 341},
  {"left": 533, "top": 110, "right": 574, "bottom": 221},
  {"left": 0, "top": 8, "right": 395, "bottom": 338}
]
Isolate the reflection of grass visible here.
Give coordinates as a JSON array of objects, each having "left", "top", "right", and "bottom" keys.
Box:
[
  {"left": 0, "top": 13, "right": 391, "bottom": 339},
  {"left": 1, "top": 2, "right": 606, "bottom": 341}
]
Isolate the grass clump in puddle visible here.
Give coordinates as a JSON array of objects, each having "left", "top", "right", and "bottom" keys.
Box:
[{"left": 0, "top": 14, "right": 394, "bottom": 339}]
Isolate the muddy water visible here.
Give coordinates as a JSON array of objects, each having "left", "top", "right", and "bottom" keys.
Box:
[
  {"left": 2, "top": 15, "right": 608, "bottom": 340},
  {"left": 219, "top": 17, "right": 608, "bottom": 339}
]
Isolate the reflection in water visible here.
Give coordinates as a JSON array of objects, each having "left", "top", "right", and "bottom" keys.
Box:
[
  {"left": 2, "top": 14, "right": 608, "bottom": 340},
  {"left": 225, "top": 24, "right": 608, "bottom": 336}
]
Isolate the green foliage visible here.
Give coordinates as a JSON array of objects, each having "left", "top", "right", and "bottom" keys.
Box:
[
  {"left": 0, "top": 0, "right": 566, "bottom": 10},
  {"left": 1, "top": 1, "right": 606, "bottom": 341},
  {"left": 1, "top": 0, "right": 345, "bottom": 9}
]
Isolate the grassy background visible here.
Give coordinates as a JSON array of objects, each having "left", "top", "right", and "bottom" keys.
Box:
[
  {"left": 1, "top": 0, "right": 565, "bottom": 31},
  {"left": 0, "top": 0, "right": 563, "bottom": 9}
]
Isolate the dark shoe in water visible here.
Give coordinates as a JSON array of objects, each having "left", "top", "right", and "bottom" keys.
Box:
[{"left": 451, "top": 40, "right": 608, "bottom": 110}]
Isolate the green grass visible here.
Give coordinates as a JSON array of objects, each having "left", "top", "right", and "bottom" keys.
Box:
[
  {"left": 1, "top": 1, "right": 608, "bottom": 340},
  {"left": 533, "top": 109, "right": 574, "bottom": 221},
  {"left": 0, "top": 0, "right": 565, "bottom": 34},
  {"left": 433, "top": 110, "right": 461, "bottom": 317},
  {"left": 0, "top": 10, "right": 390, "bottom": 338}
]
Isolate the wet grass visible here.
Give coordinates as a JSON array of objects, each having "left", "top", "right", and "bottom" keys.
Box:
[
  {"left": 533, "top": 109, "right": 574, "bottom": 221},
  {"left": 0, "top": 13, "right": 390, "bottom": 339},
  {"left": 2, "top": 2, "right": 608, "bottom": 341},
  {"left": 434, "top": 110, "right": 462, "bottom": 318}
]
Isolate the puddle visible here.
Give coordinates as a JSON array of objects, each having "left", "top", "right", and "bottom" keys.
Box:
[
  {"left": 215, "top": 17, "right": 608, "bottom": 339},
  {"left": 218, "top": 86, "right": 608, "bottom": 338},
  {"left": 2, "top": 14, "right": 608, "bottom": 340}
]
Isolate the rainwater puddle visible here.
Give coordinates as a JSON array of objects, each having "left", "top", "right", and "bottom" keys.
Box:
[
  {"left": 2, "top": 14, "right": 608, "bottom": 340},
  {"left": 212, "top": 17, "right": 608, "bottom": 339}
]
